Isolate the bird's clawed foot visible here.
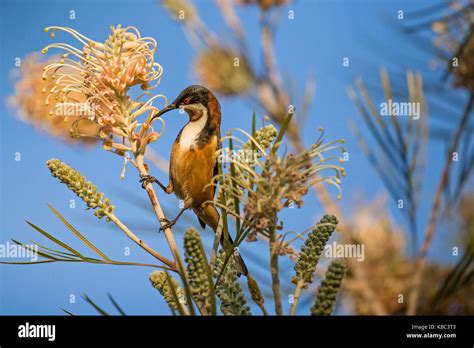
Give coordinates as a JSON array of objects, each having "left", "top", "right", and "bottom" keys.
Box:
[
  {"left": 158, "top": 217, "right": 177, "bottom": 233},
  {"left": 139, "top": 174, "right": 157, "bottom": 189}
]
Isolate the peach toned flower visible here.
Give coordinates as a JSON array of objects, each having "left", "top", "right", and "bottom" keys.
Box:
[
  {"left": 8, "top": 53, "right": 100, "bottom": 144},
  {"left": 41, "top": 25, "right": 166, "bottom": 153}
]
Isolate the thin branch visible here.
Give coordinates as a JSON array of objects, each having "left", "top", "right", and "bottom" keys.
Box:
[
  {"left": 133, "top": 152, "right": 195, "bottom": 315},
  {"left": 215, "top": 0, "right": 246, "bottom": 50},
  {"left": 105, "top": 211, "right": 176, "bottom": 270}
]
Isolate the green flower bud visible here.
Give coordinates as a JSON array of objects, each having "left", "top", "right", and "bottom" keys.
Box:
[
  {"left": 149, "top": 270, "right": 186, "bottom": 311},
  {"left": 311, "top": 258, "right": 347, "bottom": 316},
  {"left": 247, "top": 274, "right": 266, "bottom": 313},
  {"left": 244, "top": 124, "right": 278, "bottom": 152},
  {"left": 214, "top": 252, "right": 251, "bottom": 316},
  {"left": 46, "top": 158, "right": 114, "bottom": 219},
  {"left": 183, "top": 228, "right": 212, "bottom": 313},
  {"left": 292, "top": 214, "right": 338, "bottom": 288}
]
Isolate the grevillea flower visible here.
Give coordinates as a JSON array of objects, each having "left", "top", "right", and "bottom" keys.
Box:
[
  {"left": 215, "top": 125, "right": 345, "bottom": 240},
  {"left": 41, "top": 25, "right": 165, "bottom": 152},
  {"left": 8, "top": 54, "right": 100, "bottom": 143}
]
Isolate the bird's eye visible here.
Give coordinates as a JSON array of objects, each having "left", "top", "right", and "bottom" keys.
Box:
[{"left": 182, "top": 97, "right": 191, "bottom": 105}]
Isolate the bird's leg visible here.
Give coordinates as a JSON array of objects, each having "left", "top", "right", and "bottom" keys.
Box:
[
  {"left": 139, "top": 174, "right": 173, "bottom": 194},
  {"left": 159, "top": 207, "right": 189, "bottom": 233}
]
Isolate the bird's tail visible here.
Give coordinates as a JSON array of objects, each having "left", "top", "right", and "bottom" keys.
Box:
[
  {"left": 197, "top": 204, "right": 248, "bottom": 276},
  {"left": 221, "top": 233, "right": 248, "bottom": 277}
]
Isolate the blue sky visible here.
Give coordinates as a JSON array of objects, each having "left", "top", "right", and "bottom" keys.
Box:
[{"left": 0, "top": 0, "right": 468, "bottom": 315}]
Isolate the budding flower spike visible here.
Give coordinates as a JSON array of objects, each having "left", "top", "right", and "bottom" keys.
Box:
[
  {"left": 292, "top": 215, "right": 339, "bottom": 288},
  {"left": 311, "top": 258, "right": 348, "bottom": 316},
  {"left": 214, "top": 251, "right": 251, "bottom": 316},
  {"left": 150, "top": 271, "right": 187, "bottom": 312},
  {"left": 46, "top": 158, "right": 176, "bottom": 270},
  {"left": 288, "top": 215, "right": 339, "bottom": 315},
  {"left": 47, "top": 158, "right": 114, "bottom": 220},
  {"left": 184, "top": 228, "right": 214, "bottom": 314}
]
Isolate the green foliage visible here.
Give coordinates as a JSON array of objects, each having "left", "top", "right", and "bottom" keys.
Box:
[
  {"left": 0, "top": 204, "right": 162, "bottom": 268},
  {"left": 348, "top": 68, "right": 427, "bottom": 252},
  {"left": 292, "top": 215, "right": 338, "bottom": 288},
  {"left": 311, "top": 259, "right": 347, "bottom": 316},
  {"left": 62, "top": 293, "right": 126, "bottom": 316}
]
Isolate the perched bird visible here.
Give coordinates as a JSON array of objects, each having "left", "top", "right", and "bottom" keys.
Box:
[{"left": 140, "top": 85, "right": 248, "bottom": 276}]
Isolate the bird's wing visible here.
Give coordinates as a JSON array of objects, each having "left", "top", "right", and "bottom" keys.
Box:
[
  {"left": 199, "top": 131, "right": 220, "bottom": 230},
  {"left": 213, "top": 130, "right": 221, "bottom": 199}
]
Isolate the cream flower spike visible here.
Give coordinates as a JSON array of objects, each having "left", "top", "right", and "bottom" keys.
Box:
[{"left": 41, "top": 25, "right": 166, "bottom": 152}]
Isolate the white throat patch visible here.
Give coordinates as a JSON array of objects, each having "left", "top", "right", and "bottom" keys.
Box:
[{"left": 179, "top": 106, "right": 208, "bottom": 150}]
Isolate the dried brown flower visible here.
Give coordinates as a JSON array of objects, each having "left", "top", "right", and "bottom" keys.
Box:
[
  {"left": 238, "top": 0, "right": 290, "bottom": 11},
  {"left": 194, "top": 46, "right": 253, "bottom": 96},
  {"left": 432, "top": 3, "right": 474, "bottom": 91},
  {"left": 343, "top": 197, "right": 474, "bottom": 315}
]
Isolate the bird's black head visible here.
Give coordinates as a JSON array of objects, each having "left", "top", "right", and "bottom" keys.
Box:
[
  {"left": 173, "top": 85, "right": 210, "bottom": 108},
  {"left": 154, "top": 85, "right": 219, "bottom": 121}
]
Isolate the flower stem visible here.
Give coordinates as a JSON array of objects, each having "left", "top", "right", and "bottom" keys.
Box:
[
  {"left": 289, "top": 281, "right": 304, "bottom": 315},
  {"left": 134, "top": 153, "right": 196, "bottom": 315},
  {"left": 269, "top": 226, "right": 283, "bottom": 315}
]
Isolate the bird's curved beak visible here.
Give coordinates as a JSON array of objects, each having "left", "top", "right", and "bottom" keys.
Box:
[{"left": 155, "top": 103, "right": 177, "bottom": 118}]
